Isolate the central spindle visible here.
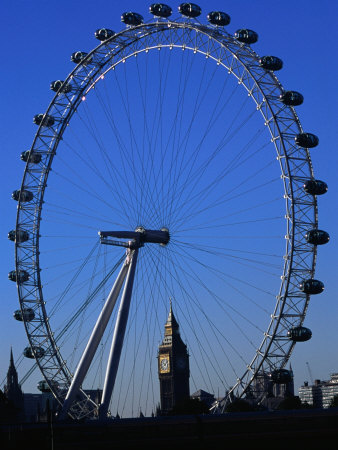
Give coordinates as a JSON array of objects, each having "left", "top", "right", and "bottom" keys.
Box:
[{"left": 99, "top": 227, "right": 170, "bottom": 248}]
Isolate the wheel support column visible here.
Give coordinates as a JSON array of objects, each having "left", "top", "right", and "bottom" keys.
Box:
[
  {"left": 59, "top": 257, "right": 130, "bottom": 419},
  {"left": 99, "top": 248, "right": 139, "bottom": 418}
]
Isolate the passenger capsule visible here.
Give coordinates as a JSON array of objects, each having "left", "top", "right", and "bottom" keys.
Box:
[
  {"left": 121, "top": 12, "right": 144, "bottom": 26},
  {"left": 269, "top": 369, "right": 293, "bottom": 384},
  {"left": 71, "top": 51, "right": 90, "bottom": 64},
  {"left": 299, "top": 279, "right": 324, "bottom": 295},
  {"left": 95, "top": 28, "right": 115, "bottom": 41},
  {"left": 33, "top": 114, "right": 55, "bottom": 127},
  {"left": 207, "top": 11, "right": 231, "bottom": 26},
  {"left": 8, "top": 270, "right": 29, "bottom": 284},
  {"left": 20, "top": 150, "right": 42, "bottom": 164},
  {"left": 279, "top": 91, "right": 304, "bottom": 106},
  {"left": 23, "top": 346, "right": 45, "bottom": 359},
  {"left": 303, "top": 179, "right": 328, "bottom": 196},
  {"left": 12, "top": 189, "right": 33, "bottom": 202},
  {"left": 37, "top": 379, "right": 59, "bottom": 392},
  {"left": 287, "top": 326, "right": 312, "bottom": 342},
  {"left": 149, "top": 4, "right": 172, "bottom": 18},
  {"left": 178, "top": 3, "right": 202, "bottom": 18},
  {"left": 50, "top": 80, "right": 72, "bottom": 93},
  {"left": 305, "top": 229, "right": 330, "bottom": 245},
  {"left": 8, "top": 229, "right": 29, "bottom": 243},
  {"left": 234, "top": 29, "right": 258, "bottom": 44},
  {"left": 14, "top": 308, "right": 35, "bottom": 322},
  {"left": 295, "top": 133, "right": 319, "bottom": 148},
  {"left": 259, "top": 56, "right": 283, "bottom": 71}
]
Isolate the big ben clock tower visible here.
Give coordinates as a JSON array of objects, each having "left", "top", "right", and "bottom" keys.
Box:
[{"left": 158, "top": 302, "right": 190, "bottom": 414}]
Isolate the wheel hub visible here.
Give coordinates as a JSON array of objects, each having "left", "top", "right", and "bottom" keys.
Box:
[{"left": 99, "top": 227, "right": 170, "bottom": 248}]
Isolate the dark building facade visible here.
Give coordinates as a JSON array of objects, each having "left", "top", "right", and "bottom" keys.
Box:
[
  {"left": 3, "top": 349, "right": 24, "bottom": 421},
  {"left": 1, "top": 349, "right": 59, "bottom": 423},
  {"left": 158, "top": 303, "right": 189, "bottom": 414}
]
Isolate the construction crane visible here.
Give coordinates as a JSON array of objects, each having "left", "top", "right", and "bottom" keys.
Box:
[{"left": 306, "top": 362, "right": 314, "bottom": 385}]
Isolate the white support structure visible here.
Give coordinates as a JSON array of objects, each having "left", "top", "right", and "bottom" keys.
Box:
[
  {"left": 99, "top": 248, "right": 139, "bottom": 418},
  {"left": 59, "top": 257, "right": 130, "bottom": 419}
]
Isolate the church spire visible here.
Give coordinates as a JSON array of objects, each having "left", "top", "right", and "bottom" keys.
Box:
[
  {"left": 10, "top": 347, "right": 15, "bottom": 370},
  {"left": 4, "top": 348, "right": 23, "bottom": 412},
  {"left": 7, "top": 347, "right": 19, "bottom": 387}
]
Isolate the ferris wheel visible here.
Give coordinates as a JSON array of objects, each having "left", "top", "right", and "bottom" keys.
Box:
[{"left": 10, "top": 3, "right": 329, "bottom": 419}]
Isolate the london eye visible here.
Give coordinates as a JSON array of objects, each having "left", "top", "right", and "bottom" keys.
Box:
[{"left": 10, "top": 3, "right": 328, "bottom": 419}]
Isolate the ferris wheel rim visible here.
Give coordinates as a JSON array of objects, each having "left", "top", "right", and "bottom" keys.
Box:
[{"left": 13, "top": 16, "right": 318, "bottom": 418}]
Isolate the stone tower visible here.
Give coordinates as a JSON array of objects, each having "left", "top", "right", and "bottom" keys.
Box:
[{"left": 158, "top": 302, "right": 189, "bottom": 414}]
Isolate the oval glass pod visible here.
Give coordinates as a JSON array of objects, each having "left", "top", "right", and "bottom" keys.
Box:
[
  {"left": 149, "top": 4, "right": 172, "bottom": 18},
  {"left": 8, "top": 270, "right": 29, "bottom": 284},
  {"left": 33, "top": 114, "right": 55, "bottom": 127},
  {"left": 287, "top": 326, "right": 312, "bottom": 342},
  {"left": 12, "top": 189, "right": 33, "bottom": 202},
  {"left": 37, "top": 379, "right": 59, "bottom": 392},
  {"left": 95, "top": 28, "right": 115, "bottom": 41},
  {"left": 207, "top": 11, "right": 230, "bottom": 26},
  {"left": 259, "top": 56, "right": 283, "bottom": 71},
  {"left": 303, "top": 179, "right": 327, "bottom": 195},
  {"left": 299, "top": 279, "right": 324, "bottom": 295},
  {"left": 269, "top": 369, "right": 293, "bottom": 384},
  {"left": 280, "top": 91, "right": 303, "bottom": 106},
  {"left": 8, "top": 229, "right": 29, "bottom": 243},
  {"left": 234, "top": 29, "right": 258, "bottom": 44},
  {"left": 121, "top": 12, "right": 144, "bottom": 26},
  {"left": 50, "top": 80, "right": 72, "bottom": 93},
  {"left": 178, "top": 3, "right": 202, "bottom": 18},
  {"left": 13, "top": 308, "right": 35, "bottom": 322},
  {"left": 305, "top": 229, "right": 330, "bottom": 245},
  {"left": 23, "top": 346, "right": 45, "bottom": 359},
  {"left": 295, "top": 133, "right": 319, "bottom": 148},
  {"left": 71, "top": 51, "right": 90, "bottom": 64},
  {"left": 20, "top": 150, "right": 42, "bottom": 164}
]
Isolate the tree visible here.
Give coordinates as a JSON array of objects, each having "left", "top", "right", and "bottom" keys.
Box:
[
  {"left": 300, "top": 401, "right": 314, "bottom": 409},
  {"left": 277, "top": 396, "right": 302, "bottom": 410},
  {"left": 169, "top": 397, "right": 210, "bottom": 415},
  {"left": 225, "top": 399, "right": 258, "bottom": 413},
  {"left": 329, "top": 395, "right": 338, "bottom": 408}
]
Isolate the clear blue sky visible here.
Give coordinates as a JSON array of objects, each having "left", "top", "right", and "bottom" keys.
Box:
[{"left": 1, "top": 0, "right": 337, "bottom": 415}]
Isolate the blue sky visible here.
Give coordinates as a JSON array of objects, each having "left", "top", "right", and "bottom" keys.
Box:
[{"left": 1, "top": 0, "right": 338, "bottom": 415}]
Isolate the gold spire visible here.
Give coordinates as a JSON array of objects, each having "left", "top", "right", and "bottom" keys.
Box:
[{"left": 164, "top": 299, "right": 179, "bottom": 336}]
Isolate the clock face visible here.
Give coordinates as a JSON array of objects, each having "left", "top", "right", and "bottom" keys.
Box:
[
  {"left": 161, "top": 358, "right": 169, "bottom": 370},
  {"left": 159, "top": 355, "right": 170, "bottom": 373}
]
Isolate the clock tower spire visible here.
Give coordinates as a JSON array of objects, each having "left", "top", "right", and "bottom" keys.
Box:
[{"left": 158, "top": 301, "right": 190, "bottom": 414}]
